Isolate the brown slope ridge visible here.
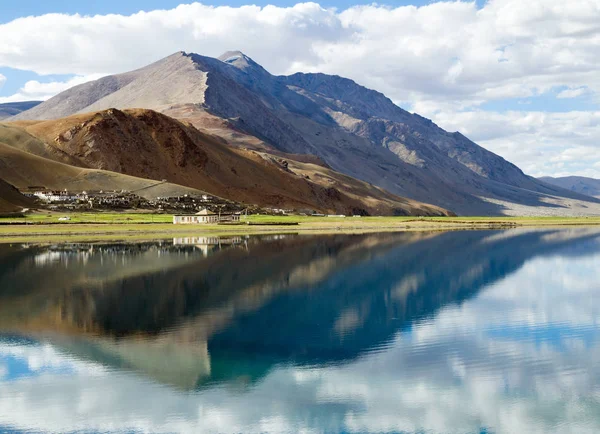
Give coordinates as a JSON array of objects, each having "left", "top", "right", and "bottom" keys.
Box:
[
  {"left": 5, "top": 108, "right": 451, "bottom": 216},
  {"left": 0, "top": 178, "right": 35, "bottom": 213},
  {"left": 0, "top": 141, "right": 206, "bottom": 199}
]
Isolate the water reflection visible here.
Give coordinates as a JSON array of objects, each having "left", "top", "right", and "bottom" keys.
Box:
[{"left": 0, "top": 228, "right": 599, "bottom": 433}]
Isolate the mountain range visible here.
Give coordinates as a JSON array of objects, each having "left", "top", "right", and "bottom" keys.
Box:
[
  {"left": 4, "top": 51, "right": 600, "bottom": 216},
  {"left": 0, "top": 101, "right": 41, "bottom": 120},
  {"left": 539, "top": 176, "right": 600, "bottom": 199},
  {"left": 3, "top": 108, "right": 449, "bottom": 215}
]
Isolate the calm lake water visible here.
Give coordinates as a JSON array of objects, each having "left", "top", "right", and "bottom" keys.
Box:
[{"left": 0, "top": 229, "right": 600, "bottom": 433}]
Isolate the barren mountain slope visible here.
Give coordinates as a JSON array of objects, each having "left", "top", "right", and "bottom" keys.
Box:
[
  {"left": 0, "top": 123, "right": 88, "bottom": 167},
  {"left": 164, "top": 103, "right": 600, "bottom": 216},
  {"left": 14, "top": 51, "right": 600, "bottom": 216},
  {"left": 539, "top": 176, "right": 600, "bottom": 199},
  {"left": 4, "top": 110, "right": 451, "bottom": 215},
  {"left": 0, "top": 141, "right": 208, "bottom": 199}
]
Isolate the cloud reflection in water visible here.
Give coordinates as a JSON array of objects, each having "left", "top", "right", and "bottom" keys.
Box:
[{"left": 0, "top": 229, "right": 599, "bottom": 433}]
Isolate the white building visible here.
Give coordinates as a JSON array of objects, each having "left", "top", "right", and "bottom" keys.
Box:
[
  {"left": 173, "top": 208, "right": 241, "bottom": 224},
  {"left": 33, "top": 190, "right": 80, "bottom": 203}
]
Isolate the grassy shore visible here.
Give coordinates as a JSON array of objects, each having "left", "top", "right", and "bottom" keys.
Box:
[{"left": 1, "top": 211, "right": 600, "bottom": 243}]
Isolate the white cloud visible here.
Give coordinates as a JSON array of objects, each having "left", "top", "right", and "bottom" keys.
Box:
[
  {"left": 557, "top": 87, "right": 588, "bottom": 99},
  {"left": 431, "top": 109, "right": 600, "bottom": 178},
  {"left": 0, "top": 74, "right": 5, "bottom": 90},
  {"left": 0, "top": 1, "right": 599, "bottom": 176},
  {"left": 0, "top": 342, "right": 104, "bottom": 375},
  {"left": 0, "top": 74, "right": 104, "bottom": 103},
  {"left": 0, "top": 3, "right": 346, "bottom": 77},
  {"left": 0, "top": 0, "right": 599, "bottom": 108}
]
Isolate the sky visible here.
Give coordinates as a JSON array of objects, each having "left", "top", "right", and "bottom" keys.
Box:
[{"left": 0, "top": 0, "right": 599, "bottom": 178}]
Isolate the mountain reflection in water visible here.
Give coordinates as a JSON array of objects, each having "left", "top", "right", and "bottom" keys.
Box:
[{"left": 0, "top": 228, "right": 600, "bottom": 433}]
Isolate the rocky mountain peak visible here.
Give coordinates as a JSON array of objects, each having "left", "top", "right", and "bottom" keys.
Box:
[
  {"left": 217, "top": 50, "right": 270, "bottom": 76},
  {"left": 218, "top": 50, "right": 252, "bottom": 66}
]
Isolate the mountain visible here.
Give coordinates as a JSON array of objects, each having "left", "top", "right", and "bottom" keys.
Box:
[
  {"left": 539, "top": 176, "right": 600, "bottom": 199},
  {"left": 13, "top": 51, "right": 600, "bottom": 216},
  {"left": 0, "top": 139, "right": 206, "bottom": 199},
  {"left": 2, "top": 109, "right": 450, "bottom": 216},
  {"left": 0, "top": 101, "right": 42, "bottom": 120},
  {"left": 0, "top": 177, "right": 35, "bottom": 213}
]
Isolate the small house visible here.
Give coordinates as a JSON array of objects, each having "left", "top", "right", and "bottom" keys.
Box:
[{"left": 173, "top": 208, "right": 240, "bottom": 225}]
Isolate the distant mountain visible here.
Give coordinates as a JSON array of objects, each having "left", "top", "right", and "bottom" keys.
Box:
[
  {"left": 1, "top": 109, "right": 450, "bottom": 216},
  {"left": 0, "top": 178, "right": 35, "bottom": 213},
  {"left": 13, "top": 51, "right": 600, "bottom": 216},
  {"left": 539, "top": 176, "right": 600, "bottom": 198},
  {"left": 0, "top": 101, "right": 42, "bottom": 120}
]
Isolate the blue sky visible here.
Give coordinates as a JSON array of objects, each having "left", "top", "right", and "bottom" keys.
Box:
[
  {"left": 0, "top": 0, "right": 599, "bottom": 178},
  {"left": 0, "top": 0, "right": 484, "bottom": 22}
]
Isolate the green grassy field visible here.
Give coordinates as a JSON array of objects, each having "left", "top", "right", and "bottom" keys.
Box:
[
  {"left": 4, "top": 211, "right": 600, "bottom": 225},
  {"left": 0, "top": 212, "right": 173, "bottom": 224},
  {"left": 1, "top": 211, "right": 600, "bottom": 243},
  {"left": 245, "top": 214, "right": 600, "bottom": 224}
]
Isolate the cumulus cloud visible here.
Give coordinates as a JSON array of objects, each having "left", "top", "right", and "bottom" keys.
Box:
[
  {"left": 0, "top": 3, "right": 345, "bottom": 77},
  {"left": 557, "top": 87, "right": 589, "bottom": 99},
  {"left": 0, "top": 74, "right": 104, "bottom": 103},
  {"left": 432, "top": 110, "right": 600, "bottom": 178},
  {"left": 0, "top": 0, "right": 599, "bottom": 107},
  {"left": 0, "top": 0, "right": 599, "bottom": 176}
]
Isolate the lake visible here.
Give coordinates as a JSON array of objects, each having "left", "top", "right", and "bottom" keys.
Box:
[{"left": 0, "top": 228, "right": 599, "bottom": 433}]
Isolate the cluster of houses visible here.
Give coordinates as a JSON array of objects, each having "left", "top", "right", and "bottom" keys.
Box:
[
  {"left": 19, "top": 188, "right": 358, "bottom": 221},
  {"left": 24, "top": 189, "right": 151, "bottom": 210},
  {"left": 28, "top": 190, "right": 87, "bottom": 203},
  {"left": 20, "top": 188, "right": 248, "bottom": 214},
  {"left": 25, "top": 189, "right": 130, "bottom": 205}
]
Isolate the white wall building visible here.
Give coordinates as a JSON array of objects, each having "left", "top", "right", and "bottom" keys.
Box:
[
  {"left": 33, "top": 190, "right": 81, "bottom": 202},
  {"left": 173, "top": 209, "right": 240, "bottom": 224}
]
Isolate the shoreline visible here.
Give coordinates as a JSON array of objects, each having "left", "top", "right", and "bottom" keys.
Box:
[{"left": 2, "top": 215, "right": 600, "bottom": 243}]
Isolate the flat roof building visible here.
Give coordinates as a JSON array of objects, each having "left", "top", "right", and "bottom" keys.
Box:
[{"left": 173, "top": 209, "right": 240, "bottom": 224}]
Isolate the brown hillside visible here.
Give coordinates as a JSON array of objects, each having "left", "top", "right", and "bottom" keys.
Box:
[
  {"left": 0, "top": 142, "right": 208, "bottom": 199},
  {"left": 0, "top": 123, "right": 87, "bottom": 167},
  {"left": 14, "top": 109, "right": 451, "bottom": 215}
]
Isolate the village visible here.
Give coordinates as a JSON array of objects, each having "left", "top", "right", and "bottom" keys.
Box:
[
  {"left": 21, "top": 188, "right": 255, "bottom": 215},
  {"left": 12, "top": 188, "right": 363, "bottom": 224},
  {"left": 16, "top": 187, "right": 313, "bottom": 222}
]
